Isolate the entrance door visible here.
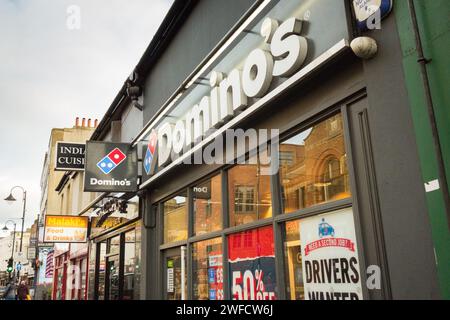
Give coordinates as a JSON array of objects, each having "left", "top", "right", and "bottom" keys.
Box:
[
  {"left": 163, "top": 246, "right": 186, "bottom": 300},
  {"left": 105, "top": 255, "right": 120, "bottom": 300}
]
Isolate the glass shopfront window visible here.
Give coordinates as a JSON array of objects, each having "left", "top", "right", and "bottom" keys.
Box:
[
  {"left": 134, "top": 222, "right": 142, "bottom": 300},
  {"left": 79, "top": 258, "right": 87, "bottom": 300},
  {"left": 279, "top": 113, "right": 351, "bottom": 214},
  {"left": 192, "top": 238, "right": 223, "bottom": 300},
  {"left": 87, "top": 241, "right": 96, "bottom": 300},
  {"left": 123, "top": 229, "right": 136, "bottom": 300},
  {"left": 165, "top": 247, "right": 187, "bottom": 300},
  {"left": 97, "top": 241, "right": 107, "bottom": 300},
  {"left": 154, "top": 110, "right": 360, "bottom": 300},
  {"left": 283, "top": 220, "right": 304, "bottom": 300},
  {"left": 228, "top": 153, "right": 272, "bottom": 227},
  {"left": 163, "top": 192, "right": 188, "bottom": 243},
  {"left": 193, "top": 175, "right": 222, "bottom": 235},
  {"left": 109, "top": 235, "right": 120, "bottom": 255}
]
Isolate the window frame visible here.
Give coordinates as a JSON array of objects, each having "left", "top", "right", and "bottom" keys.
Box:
[{"left": 156, "top": 101, "right": 363, "bottom": 300}]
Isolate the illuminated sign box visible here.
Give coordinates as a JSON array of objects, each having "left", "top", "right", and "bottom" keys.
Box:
[
  {"left": 43, "top": 215, "right": 89, "bottom": 243},
  {"left": 84, "top": 141, "right": 138, "bottom": 192}
]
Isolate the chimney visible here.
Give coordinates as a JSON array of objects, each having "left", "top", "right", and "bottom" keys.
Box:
[
  {"left": 94, "top": 119, "right": 99, "bottom": 127},
  {"left": 82, "top": 118, "right": 86, "bottom": 127},
  {"left": 87, "top": 118, "right": 92, "bottom": 127},
  {"left": 75, "top": 117, "right": 79, "bottom": 127}
]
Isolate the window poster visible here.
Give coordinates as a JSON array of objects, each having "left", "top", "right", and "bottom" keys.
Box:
[
  {"left": 228, "top": 226, "right": 277, "bottom": 300},
  {"left": 300, "top": 207, "right": 363, "bottom": 300},
  {"left": 207, "top": 252, "right": 223, "bottom": 300}
]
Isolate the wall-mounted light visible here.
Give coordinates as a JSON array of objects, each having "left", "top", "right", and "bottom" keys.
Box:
[{"left": 126, "top": 81, "right": 143, "bottom": 111}]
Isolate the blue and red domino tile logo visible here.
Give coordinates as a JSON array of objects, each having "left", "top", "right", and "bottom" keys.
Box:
[
  {"left": 97, "top": 148, "right": 127, "bottom": 174},
  {"left": 144, "top": 130, "right": 157, "bottom": 175}
]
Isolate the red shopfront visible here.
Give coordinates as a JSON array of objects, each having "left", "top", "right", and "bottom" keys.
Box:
[
  {"left": 68, "top": 243, "right": 89, "bottom": 300},
  {"left": 52, "top": 251, "right": 69, "bottom": 300}
]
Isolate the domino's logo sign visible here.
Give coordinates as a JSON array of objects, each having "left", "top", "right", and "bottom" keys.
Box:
[
  {"left": 85, "top": 141, "right": 137, "bottom": 192},
  {"left": 144, "top": 130, "right": 157, "bottom": 175},
  {"left": 97, "top": 148, "right": 127, "bottom": 174}
]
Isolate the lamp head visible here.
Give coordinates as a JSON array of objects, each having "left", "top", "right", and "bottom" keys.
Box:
[{"left": 4, "top": 193, "right": 16, "bottom": 204}]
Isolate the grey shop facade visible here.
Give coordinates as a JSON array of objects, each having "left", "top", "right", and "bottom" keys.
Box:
[{"left": 83, "top": 0, "right": 440, "bottom": 300}]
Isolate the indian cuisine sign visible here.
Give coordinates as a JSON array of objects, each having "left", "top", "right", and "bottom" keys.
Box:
[
  {"left": 300, "top": 208, "right": 363, "bottom": 300},
  {"left": 43, "top": 215, "right": 88, "bottom": 243},
  {"left": 55, "top": 142, "right": 86, "bottom": 171}
]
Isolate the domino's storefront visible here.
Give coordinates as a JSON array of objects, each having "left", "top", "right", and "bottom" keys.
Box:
[
  {"left": 79, "top": 0, "right": 440, "bottom": 300},
  {"left": 130, "top": 0, "right": 439, "bottom": 300}
]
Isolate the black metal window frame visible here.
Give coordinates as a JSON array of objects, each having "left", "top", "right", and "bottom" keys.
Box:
[
  {"left": 89, "top": 222, "right": 140, "bottom": 300},
  {"left": 156, "top": 91, "right": 369, "bottom": 300}
]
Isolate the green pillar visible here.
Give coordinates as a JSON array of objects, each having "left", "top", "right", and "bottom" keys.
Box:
[{"left": 394, "top": 0, "right": 450, "bottom": 299}]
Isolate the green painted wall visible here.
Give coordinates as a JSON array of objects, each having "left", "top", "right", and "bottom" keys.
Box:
[{"left": 394, "top": 0, "right": 450, "bottom": 299}]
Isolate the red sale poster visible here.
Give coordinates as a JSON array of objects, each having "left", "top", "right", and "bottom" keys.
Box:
[{"left": 227, "top": 226, "right": 277, "bottom": 300}]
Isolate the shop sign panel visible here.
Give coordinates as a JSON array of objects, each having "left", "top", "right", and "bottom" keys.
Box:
[
  {"left": 300, "top": 208, "right": 363, "bottom": 300},
  {"left": 43, "top": 215, "right": 88, "bottom": 243},
  {"left": 228, "top": 226, "right": 277, "bottom": 300},
  {"left": 140, "top": 0, "right": 351, "bottom": 184},
  {"left": 84, "top": 141, "right": 138, "bottom": 192},
  {"left": 55, "top": 142, "right": 86, "bottom": 171}
]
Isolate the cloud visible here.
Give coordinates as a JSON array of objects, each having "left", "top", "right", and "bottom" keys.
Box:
[{"left": 0, "top": 0, "right": 172, "bottom": 229}]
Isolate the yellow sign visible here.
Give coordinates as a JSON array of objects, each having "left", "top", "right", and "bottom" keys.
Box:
[{"left": 44, "top": 215, "right": 88, "bottom": 243}]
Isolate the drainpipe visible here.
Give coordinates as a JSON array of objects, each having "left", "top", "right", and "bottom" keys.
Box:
[{"left": 408, "top": 0, "right": 450, "bottom": 228}]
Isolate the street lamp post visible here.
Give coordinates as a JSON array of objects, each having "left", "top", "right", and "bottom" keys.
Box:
[{"left": 4, "top": 186, "right": 27, "bottom": 281}]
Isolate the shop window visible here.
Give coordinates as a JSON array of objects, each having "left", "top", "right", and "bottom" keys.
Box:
[
  {"left": 279, "top": 113, "right": 351, "bottom": 214},
  {"left": 109, "top": 235, "right": 120, "bottom": 255},
  {"left": 165, "top": 248, "right": 187, "bottom": 300},
  {"left": 192, "top": 238, "right": 223, "bottom": 300},
  {"left": 123, "top": 229, "right": 136, "bottom": 300},
  {"left": 87, "top": 242, "right": 96, "bottom": 300},
  {"left": 228, "top": 226, "right": 277, "bottom": 300},
  {"left": 80, "top": 258, "right": 87, "bottom": 300},
  {"left": 163, "top": 192, "right": 188, "bottom": 243},
  {"left": 193, "top": 174, "right": 222, "bottom": 235},
  {"left": 228, "top": 153, "right": 272, "bottom": 227},
  {"left": 283, "top": 220, "right": 304, "bottom": 300},
  {"left": 97, "top": 241, "right": 107, "bottom": 300},
  {"left": 134, "top": 222, "right": 142, "bottom": 300}
]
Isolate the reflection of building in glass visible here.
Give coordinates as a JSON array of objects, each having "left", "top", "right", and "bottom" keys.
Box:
[
  {"left": 280, "top": 114, "right": 351, "bottom": 214},
  {"left": 192, "top": 238, "right": 222, "bottom": 300},
  {"left": 163, "top": 195, "right": 188, "bottom": 243},
  {"left": 228, "top": 155, "right": 272, "bottom": 227},
  {"left": 193, "top": 175, "right": 222, "bottom": 235}
]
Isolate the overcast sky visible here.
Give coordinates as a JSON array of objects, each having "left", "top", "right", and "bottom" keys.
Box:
[{"left": 0, "top": 0, "right": 172, "bottom": 236}]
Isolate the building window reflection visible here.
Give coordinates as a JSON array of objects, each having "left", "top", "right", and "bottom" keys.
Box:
[
  {"left": 163, "top": 192, "right": 188, "bottom": 243},
  {"left": 228, "top": 152, "right": 272, "bottom": 227},
  {"left": 279, "top": 113, "right": 351, "bottom": 214},
  {"left": 193, "top": 175, "right": 222, "bottom": 235}
]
